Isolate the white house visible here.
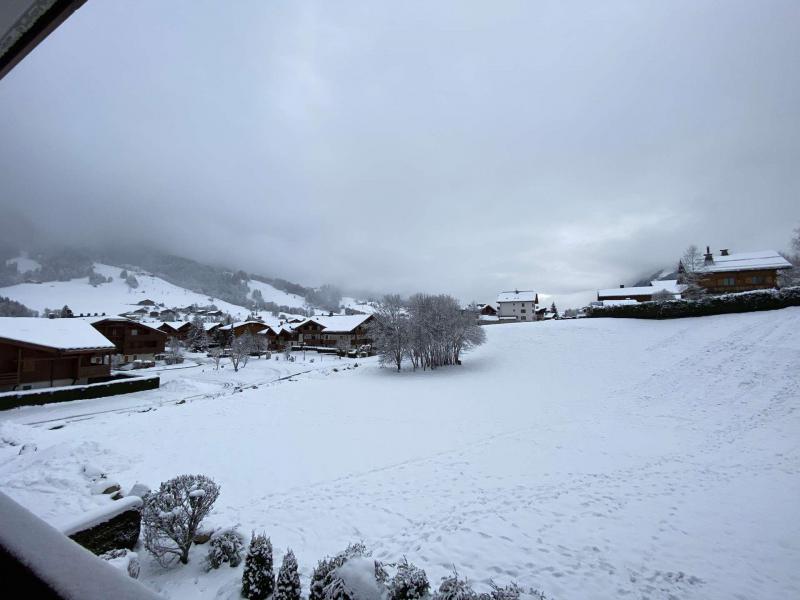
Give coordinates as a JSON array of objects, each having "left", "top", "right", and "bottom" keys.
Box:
[{"left": 497, "top": 290, "right": 539, "bottom": 321}]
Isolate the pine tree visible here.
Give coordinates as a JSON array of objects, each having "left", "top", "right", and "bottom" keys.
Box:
[
  {"left": 241, "top": 532, "right": 274, "bottom": 600},
  {"left": 275, "top": 549, "right": 302, "bottom": 600}
]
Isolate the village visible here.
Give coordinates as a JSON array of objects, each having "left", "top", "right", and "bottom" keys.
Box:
[{"left": 0, "top": 245, "right": 793, "bottom": 405}]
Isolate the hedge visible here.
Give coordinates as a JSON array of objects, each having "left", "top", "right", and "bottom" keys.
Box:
[{"left": 586, "top": 286, "right": 800, "bottom": 320}]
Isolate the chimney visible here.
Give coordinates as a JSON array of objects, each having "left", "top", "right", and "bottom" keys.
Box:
[
  {"left": 704, "top": 245, "right": 713, "bottom": 264},
  {"left": 619, "top": 284, "right": 625, "bottom": 288},
  {"left": 720, "top": 248, "right": 729, "bottom": 256}
]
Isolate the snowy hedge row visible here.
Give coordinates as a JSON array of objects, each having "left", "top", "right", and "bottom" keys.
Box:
[{"left": 587, "top": 286, "right": 800, "bottom": 320}]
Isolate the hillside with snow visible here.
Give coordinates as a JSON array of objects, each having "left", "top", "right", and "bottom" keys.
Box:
[
  {"left": 0, "top": 261, "right": 315, "bottom": 321},
  {"left": 1, "top": 309, "right": 798, "bottom": 599}
]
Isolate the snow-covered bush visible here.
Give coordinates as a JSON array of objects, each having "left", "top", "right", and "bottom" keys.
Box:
[
  {"left": 142, "top": 474, "right": 220, "bottom": 566},
  {"left": 324, "top": 556, "right": 387, "bottom": 600},
  {"left": 433, "top": 569, "right": 477, "bottom": 600},
  {"left": 100, "top": 548, "right": 140, "bottom": 579},
  {"left": 388, "top": 557, "right": 429, "bottom": 600},
  {"left": 241, "top": 532, "right": 274, "bottom": 599},
  {"left": 207, "top": 528, "right": 245, "bottom": 570},
  {"left": 275, "top": 549, "right": 302, "bottom": 600},
  {"left": 309, "top": 543, "right": 371, "bottom": 600},
  {"left": 483, "top": 583, "right": 549, "bottom": 600}
]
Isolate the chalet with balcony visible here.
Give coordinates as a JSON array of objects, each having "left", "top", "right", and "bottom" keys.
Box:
[
  {"left": 0, "top": 318, "right": 116, "bottom": 392},
  {"left": 687, "top": 248, "right": 793, "bottom": 294},
  {"left": 89, "top": 318, "right": 167, "bottom": 362},
  {"left": 293, "top": 315, "right": 374, "bottom": 348}
]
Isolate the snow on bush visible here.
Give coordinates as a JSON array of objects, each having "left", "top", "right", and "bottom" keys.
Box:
[
  {"left": 433, "top": 569, "right": 477, "bottom": 600},
  {"left": 206, "top": 528, "right": 245, "bottom": 570},
  {"left": 142, "top": 474, "right": 220, "bottom": 566},
  {"left": 309, "top": 543, "right": 371, "bottom": 600},
  {"left": 100, "top": 548, "right": 140, "bottom": 579},
  {"left": 241, "top": 532, "right": 274, "bottom": 600},
  {"left": 274, "top": 549, "right": 302, "bottom": 600},
  {"left": 387, "top": 557, "right": 430, "bottom": 600},
  {"left": 324, "top": 556, "right": 387, "bottom": 600}
]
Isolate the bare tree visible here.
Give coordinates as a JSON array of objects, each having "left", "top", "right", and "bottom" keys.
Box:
[
  {"left": 166, "top": 337, "right": 183, "bottom": 364},
  {"left": 651, "top": 289, "right": 674, "bottom": 303},
  {"left": 369, "top": 294, "right": 410, "bottom": 371},
  {"left": 209, "top": 346, "right": 223, "bottom": 370},
  {"left": 142, "top": 474, "right": 220, "bottom": 566},
  {"left": 678, "top": 245, "right": 706, "bottom": 300},
  {"left": 230, "top": 335, "right": 251, "bottom": 372}
]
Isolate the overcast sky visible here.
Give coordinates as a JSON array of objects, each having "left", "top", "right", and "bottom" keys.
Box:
[{"left": 1, "top": 0, "right": 798, "bottom": 303}]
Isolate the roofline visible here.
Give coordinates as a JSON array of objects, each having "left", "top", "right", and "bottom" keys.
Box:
[
  {"left": 0, "top": 0, "right": 88, "bottom": 81},
  {"left": 0, "top": 335, "right": 115, "bottom": 354}
]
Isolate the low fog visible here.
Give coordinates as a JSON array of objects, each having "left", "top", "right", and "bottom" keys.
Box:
[{"left": 1, "top": 1, "right": 798, "bottom": 302}]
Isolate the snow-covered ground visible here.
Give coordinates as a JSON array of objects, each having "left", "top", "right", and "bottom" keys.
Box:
[
  {"left": 0, "top": 263, "right": 305, "bottom": 321},
  {"left": 1, "top": 310, "right": 799, "bottom": 599}
]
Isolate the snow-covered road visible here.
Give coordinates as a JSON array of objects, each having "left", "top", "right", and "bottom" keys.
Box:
[{"left": 1, "top": 309, "right": 798, "bottom": 599}]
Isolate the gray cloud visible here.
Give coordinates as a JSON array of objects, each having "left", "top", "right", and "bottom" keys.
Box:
[{"left": 1, "top": 0, "right": 798, "bottom": 303}]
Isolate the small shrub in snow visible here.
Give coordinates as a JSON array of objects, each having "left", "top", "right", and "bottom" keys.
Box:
[
  {"left": 241, "top": 532, "right": 274, "bottom": 600},
  {"left": 207, "top": 529, "right": 245, "bottom": 570},
  {"left": 388, "top": 557, "right": 429, "bottom": 600},
  {"left": 100, "top": 548, "right": 140, "bottom": 579},
  {"left": 275, "top": 549, "right": 302, "bottom": 600},
  {"left": 433, "top": 569, "right": 477, "bottom": 600},
  {"left": 324, "top": 556, "right": 387, "bottom": 600},
  {"left": 310, "top": 543, "right": 371, "bottom": 600},
  {"left": 142, "top": 474, "right": 220, "bottom": 566}
]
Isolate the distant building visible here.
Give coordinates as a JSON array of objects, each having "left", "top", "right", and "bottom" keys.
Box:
[
  {"left": 292, "top": 315, "right": 374, "bottom": 348},
  {"left": 688, "top": 248, "right": 793, "bottom": 294},
  {"left": 215, "top": 321, "right": 270, "bottom": 345},
  {"left": 89, "top": 318, "right": 167, "bottom": 363},
  {"left": 597, "top": 280, "right": 686, "bottom": 303},
  {"left": 477, "top": 304, "right": 497, "bottom": 316},
  {"left": 0, "top": 318, "right": 115, "bottom": 392},
  {"left": 497, "top": 290, "right": 539, "bottom": 321}
]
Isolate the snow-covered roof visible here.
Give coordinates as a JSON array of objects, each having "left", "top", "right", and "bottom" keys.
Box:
[
  {"left": 697, "top": 250, "right": 792, "bottom": 273},
  {"left": 497, "top": 290, "right": 537, "bottom": 303},
  {"left": 598, "top": 280, "right": 686, "bottom": 299},
  {"left": 0, "top": 318, "right": 116, "bottom": 352},
  {"left": 217, "top": 320, "right": 266, "bottom": 332},
  {"left": 292, "top": 314, "right": 373, "bottom": 333}
]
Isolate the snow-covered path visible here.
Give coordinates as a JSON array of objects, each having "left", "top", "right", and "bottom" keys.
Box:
[{"left": 1, "top": 310, "right": 798, "bottom": 599}]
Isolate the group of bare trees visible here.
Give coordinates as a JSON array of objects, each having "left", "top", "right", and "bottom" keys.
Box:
[{"left": 370, "top": 293, "right": 486, "bottom": 371}]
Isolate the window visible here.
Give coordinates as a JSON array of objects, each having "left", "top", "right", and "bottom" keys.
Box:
[
  {"left": 721, "top": 277, "right": 735, "bottom": 286},
  {"left": 749, "top": 276, "right": 764, "bottom": 284},
  {"left": 131, "top": 329, "right": 139, "bottom": 336},
  {"left": 520, "top": 316, "right": 527, "bottom": 320},
  {"left": 520, "top": 309, "right": 526, "bottom": 313}
]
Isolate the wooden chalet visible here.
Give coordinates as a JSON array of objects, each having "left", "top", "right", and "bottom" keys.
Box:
[
  {"left": 478, "top": 304, "right": 497, "bottom": 316},
  {"left": 294, "top": 315, "right": 374, "bottom": 349},
  {"left": 257, "top": 325, "right": 297, "bottom": 350},
  {"left": 215, "top": 321, "right": 269, "bottom": 345},
  {"left": 156, "top": 321, "right": 192, "bottom": 341},
  {"left": 688, "top": 248, "right": 793, "bottom": 294},
  {"left": 89, "top": 318, "right": 167, "bottom": 362},
  {"left": 0, "top": 318, "right": 115, "bottom": 393}
]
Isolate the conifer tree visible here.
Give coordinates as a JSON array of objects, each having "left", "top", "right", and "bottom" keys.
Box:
[
  {"left": 241, "top": 532, "right": 274, "bottom": 600},
  {"left": 274, "top": 549, "right": 302, "bottom": 600}
]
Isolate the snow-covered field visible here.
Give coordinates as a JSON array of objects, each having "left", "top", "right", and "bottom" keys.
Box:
[{"left": 1, "top": 310, "right": 799, "bottom": 599}]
